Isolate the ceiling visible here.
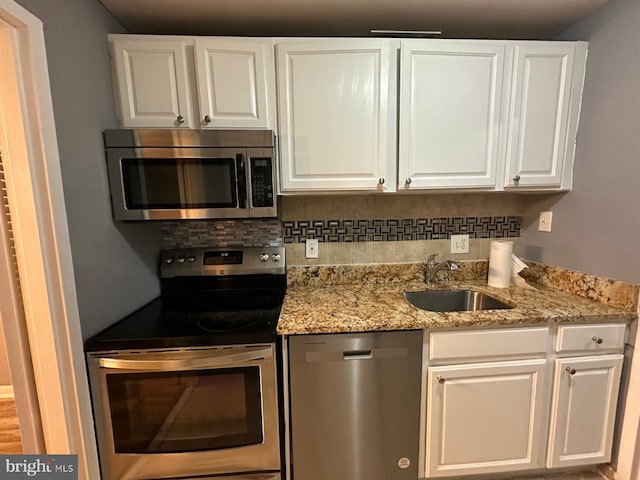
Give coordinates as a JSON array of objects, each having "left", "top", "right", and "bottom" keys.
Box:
[{"left": 99, "top": 0, "right": 611, "bottom": 40}]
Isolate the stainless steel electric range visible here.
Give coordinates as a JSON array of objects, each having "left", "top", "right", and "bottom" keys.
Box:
[{"left": 85, "top": 246, "right": 285, "bottom": 480}]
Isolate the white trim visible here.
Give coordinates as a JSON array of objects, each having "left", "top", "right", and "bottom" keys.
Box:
[
  {"left": 0, "top": 385, "right": 14, "bottom": 399},
  {"left": 614, "top": 295, "right": 640, "bottom": 480},
  {"left": 0, "top": 1, "right": 100, "bottom": 478},
  {"left": 0, "top": 15, "right": 46, "bottom": 455}
]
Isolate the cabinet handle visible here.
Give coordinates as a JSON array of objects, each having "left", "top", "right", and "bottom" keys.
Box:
[
  {"left": 405, "top": 177, "right": 412, "bottom": 185},
  {"left": 203, "top": 115, "right": 211, "bottom": 124},
  {"left": 379, "top": 178, "right": 385, "bottom": 185},
  {"left": 592, "top": 336, "right": 603, "bottom": 344},
  {"left": 513, "top": 175, "right": 521, "bottom": 183},
  {"left": 566, "top": 367, "right": 576, "bottom": 375},
  {"left": 436, "top": 375, "right": 445, "bottom": 384},
  {"left": 176, "top": 115, "right": 185, "bottom": 125}
]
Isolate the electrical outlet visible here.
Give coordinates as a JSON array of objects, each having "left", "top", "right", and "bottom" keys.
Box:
[
  {"left": 538, "top": 211, "right": 553, "bottom": 232},
  {"left": 450, "top": 234, "right": 469, "bottom": 254},
  {"left": 305, "top": 238, "right": 319, "bottom": 258}
]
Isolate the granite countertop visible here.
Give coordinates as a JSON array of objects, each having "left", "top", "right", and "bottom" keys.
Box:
[{"left": 277, "top": 262, "right": 638, "bottom": 335}]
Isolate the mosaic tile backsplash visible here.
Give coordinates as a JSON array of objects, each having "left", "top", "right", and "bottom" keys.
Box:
[
  {"left": 162, "top": 216, "right": 523, "bottom": 248},
  {"left": 162, "top": 219, "right": 283, "bottom": 248},
  {"left": 282, "top": 216, "right": 523, "bottom": 243}
]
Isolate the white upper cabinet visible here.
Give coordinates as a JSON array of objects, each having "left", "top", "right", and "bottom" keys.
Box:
[
  {"left": 109, "top": 35, "right": 276, "bottom": 130},
  {"left": 277, "top": 39, "right": 396, "bottom": 192},
  {"left": 111, "top": 38, "right": 194, "bottom": 128},
  {"left": 194, "top": 38, "right": 275, "bottom": 129},
  {"left": 109, "top": 35, "right": 588, "bottom": 192},
  {"left": 399, "top": 40, "right": 510, "bottom": 190},
  {"left": 276, "top": 38, "right": 586, "bottom": 193},
  {"left": 504, "top": 42, "right": 587, "bottom": 189}
]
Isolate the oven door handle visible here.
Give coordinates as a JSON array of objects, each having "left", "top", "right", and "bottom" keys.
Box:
[{"left": 98, "top": 347, "right": 273, "bottom": 371}]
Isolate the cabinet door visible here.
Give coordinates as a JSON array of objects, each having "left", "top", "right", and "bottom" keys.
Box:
[
  {"left": 547, "top": 354, "right": 623, "bottom": 468},
  {"left": 425, "top": 359, "right": 549, "bottom": 477},
  {"left": 195, "top": 38, "right": 275, "bottom": 129},
  {"left": 505, "top": 42, "right": 587, "bottom": 189},
  {"left": 277, "top": 39, "right": 396, "bottom": 192},
  {"left": 398, "top": 40, "right": 509, "bottom": 190},
  {"left": 111, "top": 39, "right": 193, "bottom": 128}
]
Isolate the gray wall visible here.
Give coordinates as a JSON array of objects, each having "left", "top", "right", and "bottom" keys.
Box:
[
  {"left": 15, "top": 0, "right": 163, "bottom": 339},
  {"left": 521, "top": 0, "right": 640, "bottom": 284}
]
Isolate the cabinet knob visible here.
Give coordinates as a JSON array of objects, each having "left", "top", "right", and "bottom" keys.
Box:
[
  {"left": 203, "top": 115, "right": 211, "bottom": 124},
  {"left": 592, "top": 336, "right": 604, "bottom": 344},
  {"left": 513, "top": 174, "right": 521, "bottom": 183},
  {"left": 436, "top": 375, "right": 445, "bottom": 384},
  {"left": 566, "top": 367, "right": 577, "bottom": 375},
  {"left": 176, "top": 115, "right": 185, "bottom": 125},
  {"left": 405, "top": 177, "right": 412, "bottom": 185},
  {"left": 379, "top": 177, "right": 385, "bottom": 185}
]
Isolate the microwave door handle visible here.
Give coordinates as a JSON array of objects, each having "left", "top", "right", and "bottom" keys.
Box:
[
  {"left": 98, "top": 347, "right": 273, "bottom": 371},
  {"left": 236, "top": 154, "right": 247, "bottom": 209}
]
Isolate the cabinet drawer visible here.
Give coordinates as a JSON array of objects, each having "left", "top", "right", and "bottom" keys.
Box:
[
  {"left": 556, "top": 323, "right": 626, "bottom": 354},
  {"left": 429, "top": 327, "right": 549, "bottom": 362}
]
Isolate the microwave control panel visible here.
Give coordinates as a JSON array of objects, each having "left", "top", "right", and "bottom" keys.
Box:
[{"left": 250, "top": 158, "right": 274, "bottom": 208}]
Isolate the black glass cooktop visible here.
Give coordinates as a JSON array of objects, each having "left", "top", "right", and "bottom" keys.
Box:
[
  {"left": 84, "top": 295, "right": 283, "bottom": 351},
  {"left": 85, "top": 247, "right": 287, "bottom": 352},
  {"left": 84, "top": 281, "right": 285, "bottom": 352}
]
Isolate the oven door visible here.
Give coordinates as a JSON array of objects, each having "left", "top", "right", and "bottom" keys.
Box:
[
  {"left": 106, "top": 147, "right": 249, "bottom": 220},
  {"left": 87, "top": 344, "right": 280, "bottom": 480}
]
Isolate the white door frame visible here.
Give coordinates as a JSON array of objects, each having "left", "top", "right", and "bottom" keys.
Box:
[{"left": 0, "top": 1, "right": 99, "bottom": 478}]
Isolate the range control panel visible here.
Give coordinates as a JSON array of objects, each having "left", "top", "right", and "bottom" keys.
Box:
[{"left": 161, "top": 246, "right": 285, "bottom": 278}]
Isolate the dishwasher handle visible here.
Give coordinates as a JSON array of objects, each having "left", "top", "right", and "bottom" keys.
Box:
[
  {"left": 306, "top": 347, "right": 408, "bottom": 363},
  {"left": 343, "top": 350, "right": 373, "bottom": 360}
]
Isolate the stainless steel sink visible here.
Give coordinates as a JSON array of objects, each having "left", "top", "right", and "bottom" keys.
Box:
[{"left": 404, "top": 289, "right": 513, "bottom": 312}]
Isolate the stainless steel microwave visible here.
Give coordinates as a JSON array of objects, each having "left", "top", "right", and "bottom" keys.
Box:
[{"left": 104, "top": 129, "right": 277, "bottom": 220}]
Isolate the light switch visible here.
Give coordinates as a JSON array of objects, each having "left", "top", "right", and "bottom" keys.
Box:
[{"left": 538, "top": 211, "right": 553, "bottom": 232}]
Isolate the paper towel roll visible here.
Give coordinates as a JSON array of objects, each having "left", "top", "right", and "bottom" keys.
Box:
[{"left": 488, "top": 240, "right": 513, "bottom": 288}]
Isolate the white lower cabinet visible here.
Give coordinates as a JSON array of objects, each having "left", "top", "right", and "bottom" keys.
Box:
[
  {"left": 425, "top": 359, "right": 549, "bottom": 477},
  {"left": 547, "top": 354, "right": 624, "bottom": 468},
  {"left": 424, "top": 323, "right": 626, "bottom": 478}
]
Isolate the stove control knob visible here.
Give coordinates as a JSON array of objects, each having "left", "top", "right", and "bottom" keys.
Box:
[
  {"left": 259, "top": 253, "right": 270, "bottom": 262},
  {"left": 164, "top": 257, "right": 175, "bottom": 264},
  {"left": 272, "top": 253, "right": 281, "bottom": 262},
  {"left": 177, "top": 256, "right": 186, "bottom": 264},
  {"left": 187, "top": 256, "right": 196, "bottom": 263}
]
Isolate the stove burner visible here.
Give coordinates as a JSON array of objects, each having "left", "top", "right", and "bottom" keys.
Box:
[
  {"left": 128, "top": 322, "right": 183, "bottom": 336},
  {"left": 166, "top": 292, "right": 276, "bottom": 312},
  {"left": 197, "top": 310, "right": 265, "bottom": 333},
  {"left": 126, "top": 302, "right": 185, "bottom": 336}
]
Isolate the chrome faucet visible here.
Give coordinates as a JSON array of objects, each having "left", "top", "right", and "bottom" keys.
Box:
[{"left": 425, "top": 253, "right": 460, "bottom": 285}]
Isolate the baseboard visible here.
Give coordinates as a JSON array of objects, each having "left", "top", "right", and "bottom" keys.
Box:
[{"left": 0, "top": 385, "right": 14, "bottom": 399}]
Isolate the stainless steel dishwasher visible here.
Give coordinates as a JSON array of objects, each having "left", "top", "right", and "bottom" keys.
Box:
[{"left": 288, "top": 330, "right": 423, "bottom": 480}]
